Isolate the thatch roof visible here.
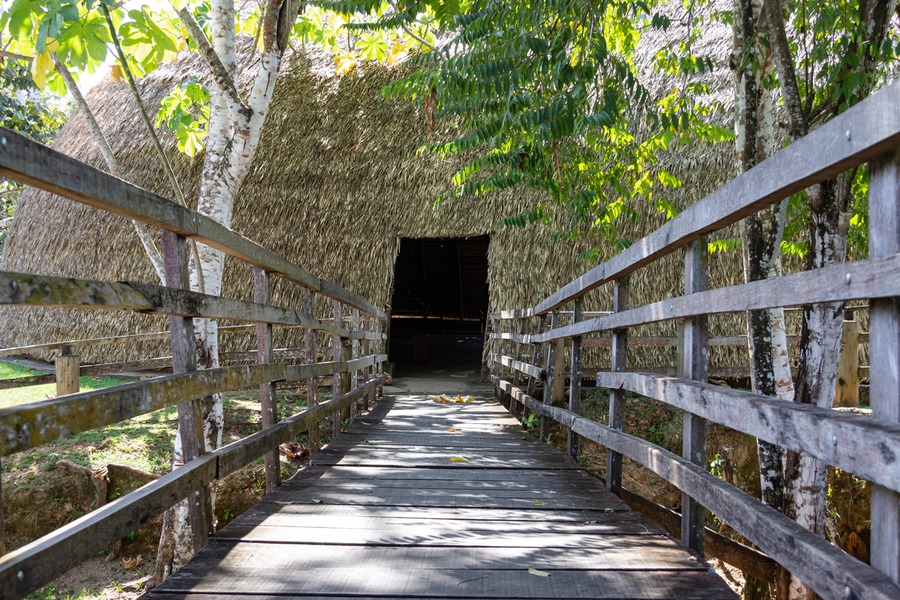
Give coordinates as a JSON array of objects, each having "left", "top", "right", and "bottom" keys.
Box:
[{"left": 0, "top": 2, "right": 755, "bottom": 371}]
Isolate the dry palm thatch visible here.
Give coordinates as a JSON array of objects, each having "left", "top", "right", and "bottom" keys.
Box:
[{"left": 0, "top": 7, "right": 758, "bottom": 373}]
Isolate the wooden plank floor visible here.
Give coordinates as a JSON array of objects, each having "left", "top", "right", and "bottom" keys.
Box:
[{"left": 146, "top": 388, "right": 736, "bottom": 599}]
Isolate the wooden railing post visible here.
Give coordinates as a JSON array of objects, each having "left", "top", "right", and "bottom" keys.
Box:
[
  {"left": 681, "top": 238, "right": 709, "bottom": 556},
  {"left": 253, "top": 267, "right": 280, "bottom": 493},
  {"left": 835, "top": 310, "right": 860, "bottom": 407},
  {"left": 869, "top": 149, "right": 900, "bottom": 583},
  {"left": 607, "top": 279, "right": 628, "bottom": 495},
  {"left": 302, "top": 289, "right": 319, "bottom": 458},
  {"left": 568, "top": 298, "right": 584, "bottom": 459},
  {"left": 55, "top": 345, "right": 79, "bottom": 396},
  {"left": 350, "top": 309, "right": 360, "bottom": 418},
  {"left": 541, "top": 310, "right": 560, "bottom": 440},
  {"left": 526, "top": 315, "right": 547, "bottom": 402},
  {"left": 376, "top": 317, "right": 385, "bottom": 399},
  {"left": 161, "top": 230, "right": 210, "bottom": 550},
  {"left": 362, "top": 314, "right": 370, "bottom": 411},
  {"left": 333, "top": 300, "right": 343, "bottom": 437}
]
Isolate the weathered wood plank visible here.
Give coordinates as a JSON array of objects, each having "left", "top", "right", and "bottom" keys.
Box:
[
  {"left": 529, "top": 79, "right": 900, "bottom": 314},
  {"left": 0, "top": 362, "right": 388, "bottom": 456},
  {"left": 491, "top": 354, "right": 542, "bottom": 380},
  {"left": 303, "top": 289, "right": 320, "bottom": 457},
  {"left": 607, "top": 279, "right": 628, "bottom": 496},
  {"left": 595, "top": 371, "right": 900, "bottom": 492},
  {"left": 869, "top": 149, "right": 900, "bottom": 582},
  {"left": 0, "top": 270, "right": 153, "bottom": 310},
  {"left": 0, "top": 127, "right": 384, "bottom": 318},
  {"left": 163, "top": 231, "right": 210, "bottom": 551},
  {"left": 680, "top": 238, "right": 708, "bottom": 556},
  {"left": 497, "top": 378, "right": 900, "bottom": 600},
  {"left": 253, "top": 267, "right": 280, "bottom": 493}
]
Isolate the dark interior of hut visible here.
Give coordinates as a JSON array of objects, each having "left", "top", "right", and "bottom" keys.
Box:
[{"left": 388, "top": 236, "right": 489, "bottom": 375}]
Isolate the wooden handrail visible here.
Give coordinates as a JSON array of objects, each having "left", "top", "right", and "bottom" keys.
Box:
[
  {"left": 0, "top": 376, "right": 383, "bottom": 598},
  {"left": 495, "top": 377, "right": 900, "bottom": 600},
  {"left": 488, "top": 79, "right": 900, "bottom": 597},
  {"left": 0, "top": 354, "right": 386, "bottom": 457},
  {"left": 525, "top": 80, "right": 900, "bottom": 315},
  {"left": 0, "top": 128, "right": 384, "bottom": 319}
]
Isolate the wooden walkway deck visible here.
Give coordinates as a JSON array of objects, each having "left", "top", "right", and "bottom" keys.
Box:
[{"left": 146, "top": 388, "right": 736, "bottom": 599}]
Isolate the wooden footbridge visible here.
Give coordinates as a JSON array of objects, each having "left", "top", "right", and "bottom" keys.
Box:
[
  {"left": 146, "top": 391, "right": 733, "bottom": 599},
  {"left": 1, "top": 81, "right": 900, "bottom": 599}
]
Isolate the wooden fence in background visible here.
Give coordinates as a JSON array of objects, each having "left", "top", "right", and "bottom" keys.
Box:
[
  {"left": 0, "top": 127, "right": 387, "bottom": 598},
  {"left": 488, "top": 80, "right": 900, "bottom": 599}
]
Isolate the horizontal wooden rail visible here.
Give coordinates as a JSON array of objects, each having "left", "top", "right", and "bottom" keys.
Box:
[
  {"left": 491, "top": 354, "right": 542, "bottom": 380},
  {"left": 494, "top": 377, "right": 900, "bottom": 600},
  {"left": 0, "top": 324, "right": 386, "bottom": 357},
  {"left": 526, "top": 254, "right": 900, "bottom": 344},
  {"left": 0, "top": 376, "right": 383, "bottom": 598},
  {"left": 525, "top": 80, "right": 900, "bottom": 315},
  {"left": 0, "top": 271, "right": 350, "bottom": 336},
  {"left": 596, "top": 371, "right": 900, "bottom": 492},
  {"left": 0, "top": 128, "right": 384, "bottom": 319},
  {"left": 0, "top": 354, "right": 386, "bottom": 456}
]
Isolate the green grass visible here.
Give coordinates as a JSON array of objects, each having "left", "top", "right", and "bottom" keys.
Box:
[
  {"left": 0, "top": 359, "right": 43, "bottom": 379},
  {"left": 0, "top": 358, "right": 129, "bottom": 408}
]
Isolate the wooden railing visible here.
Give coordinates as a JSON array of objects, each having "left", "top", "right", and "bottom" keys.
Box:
[
  {"left": 488, "top": 79, "right": 900, "bottom": 600},
  {"left": 0, "top": 128, "right": 387, "bottom": 598}
]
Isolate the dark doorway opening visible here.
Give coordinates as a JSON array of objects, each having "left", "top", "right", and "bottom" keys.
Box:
[{"left": 388, "top": 236, "right": 489, "bottom": 373}]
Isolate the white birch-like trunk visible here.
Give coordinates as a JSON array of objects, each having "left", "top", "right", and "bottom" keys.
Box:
[
  {"left": 156, "top": 0, "right": 293, "bottom": 581},
  {"left": 784, "top": 191, "right": 848, "bottom": 599}
]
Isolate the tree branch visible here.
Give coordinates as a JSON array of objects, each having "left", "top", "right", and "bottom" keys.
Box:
[
  {"left": 402, "top": 24, "right": 434, "bottom": 50},
  {"left": 0, "top": 49, "right": 33, "bottom": 62},
  {"left": 761, "top": 0, "right": 808, "bottom": 139},
  {"left": 176, "top": 5, "right": 247, "bottom": 115}
]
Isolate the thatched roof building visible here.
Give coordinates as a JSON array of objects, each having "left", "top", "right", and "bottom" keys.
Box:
[{"left": 0, "top": 4, "right": 751, "bottom": 372}]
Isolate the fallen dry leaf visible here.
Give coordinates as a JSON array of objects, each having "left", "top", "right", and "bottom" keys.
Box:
[
  {"left": 455, "top": 395, "right": 464, "bottom": 403},
  {"left": 122, "top": 556, "right": 143, "bottom": 569},
  {"left": 533, "top": 499, "right": 545, "bottom": 506},
  {"left": 447, "top": 428, "right": 456, "bottom": 432},
  {"left": 528, "top": 568, "right": 551, "bottom": 577},
  {"left": 465, "top": 396, "right": 474, "bottom": 403},
  {"left": 428, "top": 395, "right": 441, "bottom": 402},
  {"left": 449, "top": 456, "right": 469, "bottom": 463},
  {"left": 311, "top": 498, "right": 323, "bottom": 504}
]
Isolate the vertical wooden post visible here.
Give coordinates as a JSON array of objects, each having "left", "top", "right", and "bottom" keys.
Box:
[
  {"left": 510, "top": 318, "right": 527, "bottom": 413},
  {"left": 351, "top": 309, "right": 360, "bottom": 416},
  {"left": 834, "top": 312, "right": 860, "bottom": 408},
  {"left": 303, "top": 289, "right": 319, "bottom": 458},
  {"left": 541, "top": 310, "right": 560, "bottom": 441},
  {"left": 362, "top": 314, "right": 370, "bottom": 411},
  {"left": 681, "top": 238, "right": 709, "bottom": 557},
  {"left": 333, "top": 301, "right": 343, "bottom": 437},
  {"left": 568, "top": 298, "right": 584, "bottom": 459},
  {"left": 607, "top": 279, "right": 628, "bottom": 495},
  {"left": 162, "top": 231, "right": 210, "bottom": 550},
  {"left": 869, "top": 150, "right": 900, "bottom": 583},
  {"left": 376, "top": 317, "right": 385, "bottom": 400},
  {"left": 55, "top": 345, "right": 80, "bottom": 397},
  {"left": 526, "top": 315, "right": 547, "bottom": 400},
  {"left": 253, "top": 267, "right": 280, "bottom": 493}
]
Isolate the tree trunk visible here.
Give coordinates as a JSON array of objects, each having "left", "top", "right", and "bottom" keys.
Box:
[
  {"left": 154, "top": 0, "right": 297, "bottom": 581},
  {"left": 732, "top": 1, "right": 793, "bottom": 596},
  {"left": 783, "top": 181, "right": 850, "bottom": 599}
]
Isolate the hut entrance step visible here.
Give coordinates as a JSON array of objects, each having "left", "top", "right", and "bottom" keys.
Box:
[{"left": 389, "top": 236, "right": 489, "bottom": 374}]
